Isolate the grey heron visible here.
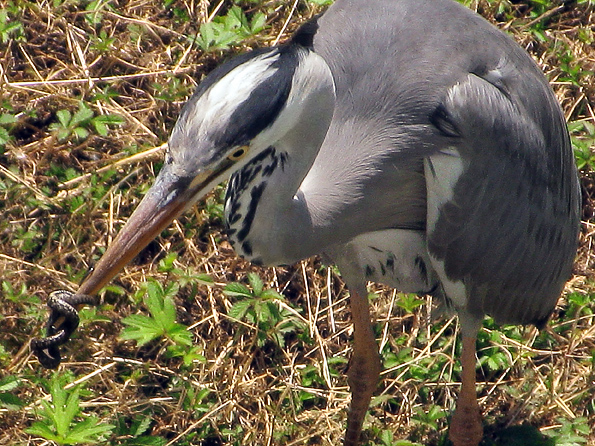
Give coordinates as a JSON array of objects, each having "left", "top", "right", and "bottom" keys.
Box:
[{"left": 31, "top": 0, "right": 581, "bottom": 445}]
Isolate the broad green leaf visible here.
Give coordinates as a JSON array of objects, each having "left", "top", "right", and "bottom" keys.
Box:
[
  {"left": 73, "top": 127, "right": 89, "bottom": 140},
  {"left": 131, "top": 415, "right": 152, "bottom": 437},
  {"left": 250, "top": 12, "right": 266, "bottom": 33},
  {"left": 247, "top": 272, "right": 263, "bottom": 296},
  {"left": 228, "top": 299, "right": 252, "bottom": 320},
  {"left": 56, "top": 109, "right": 71, "bottom": 127},
  {"left": 0, "top": 375, "right": 20, "bottom": 392},
  {"left": 168, "top": 324, "right": 193, "bottom": 346},
  {"left": 25, "top": 421, "right": 60, "bottom": 441},
  {"left": 65, "top": 416, "right": 114, "bottom": 444},
  {"left": 0, "top": 126, "right": 9, "bottom": 145},
  {"left": 261, "top": 288, "right": 283, "bottom": 300},
  {"left": 0, "top": 113, "right": 17, "bottom": 124},
  {"left": 93, "top": 120, "right": 108, "bottom": 136},
  {"left": 223, "top": 282, "right": 252, "bottom": 297},
  {"left": 71, "top": 103, "right": 94, "bottom": 126},
  {"left": 0, "top": 392, "right": 24, "bottom": 410}
]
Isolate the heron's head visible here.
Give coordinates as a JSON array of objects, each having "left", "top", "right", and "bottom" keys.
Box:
[{"left": 76, "top": 42, "right": 335, "bottom": 295}]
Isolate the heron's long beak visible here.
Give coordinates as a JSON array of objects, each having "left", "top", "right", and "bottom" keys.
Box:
[{"left": 75, "top": 163, "right": 217, "bottom": 297}]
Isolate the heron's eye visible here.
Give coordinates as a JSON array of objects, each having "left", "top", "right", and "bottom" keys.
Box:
[{"left": 228, "top": 146, "right": 248, "bottom": 161}]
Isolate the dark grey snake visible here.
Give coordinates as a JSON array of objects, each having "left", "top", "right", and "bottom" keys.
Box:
[{"left": 30, "top": 290, "right": 97, "bottom": 369}]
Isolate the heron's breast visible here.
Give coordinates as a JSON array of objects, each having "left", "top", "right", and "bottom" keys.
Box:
[{"left": 342, "top": 229, "right": 438, "bottom": 295}]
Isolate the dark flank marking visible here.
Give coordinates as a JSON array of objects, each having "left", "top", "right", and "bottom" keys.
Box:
[
  {"left": 414, "top": 256, "right": 428, "bottom": 282},
  {"left": 225, "top": 198, "right": 242, "bottom": 227},
  {"left": 230, "top": 200, "right": 241, "bottom": 216},
  {"left": 241, "top": 241, "right": 253, "bottom": 256},
  {"left": 237, "top": 182, "right": 267, "bottom": 242},
  {"left": 251, "top": 257, "right": 264, "bottom": 266},
  {"left": 262, "top": 156, "right": 278, "bottom": 177},
  {"left": 364, "top": 265, "right": 375, "bottom": 277},
  {"left": 386, "top": 254, "right": 395, "bottom": 272},
  {"left": 279, "top": 152, "right": 288, "bottom": 171},
  {"left": 228, "top": 212, "right": 242, "bottom": 225},
  {"left": 379, "top": 262, "right": 386, "bottom": 276},
  {"left": 227, "top": 228, "right": 237, "bottom": 236},
  {"left": 428, "top": 283, "right": 440, "bottom": 295},
  {"left": 369, "top": 246, "right": 383, "bottom": 253}
]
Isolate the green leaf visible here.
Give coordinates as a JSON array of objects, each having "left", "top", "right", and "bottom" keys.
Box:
[
  {"left": 227, "top": 6, "right": 249, "bottom": 30},
  {"left": 93, "top": 120, "right": 108, "bottom": 136},
  {"left": 247, "top": 272, "right": 263, "bottom": 296},
  {"left": 260, "top": 288, "right": 283, "bottom": 300},
  {"left": 228, "top": 299, "right": 252, "bottom": 321},
  {"left": 73, "top": 126, "right": 90, "bottom": 140},
  {"left": 0, "top": 375, "right": 20, "bottom": 392},
  {"left": 0, "top": 126, "right": 9, "bottom": 145},
  {"left": 0, "top": 392, "right": 24, "bottom": 410},
  {"left": 131, "top": 415, "right": 152, "bottom": 437},
  {"left": 71, "top": 103, "right": 94, "bottom": 126},
  {"left": 121, "top": 314, "right": 164, "bottom": 345},
  {"left": 194, "top": 273, "right": 214, "bottom": 285},
  {"left": 26, "top": 421, "right": 60, "bottom": 441},
  {"left": 254, "top": 300, "right": 273, "bottom": 324},
  {"left": 250, "top": 12, "right": 266, "bottom": 33},
  {"left": 0, "top": 113, "right": 17, "bottom": 125},
  {"left": 65, "top": 416, "right": 114, "bottom": 444},
  {"left": 92, "top": 114, "right": 124, "bottom": 136},
  {"left": 145, "top": 282, "right": 167, "bottom": 317},
  {"left": 223, "top": 282, "right": 252, "bottom": 297},
  {"left": 56, "top": 109, "right": 71, "bottom": 127},
  {"left": 168, "top": 324, "right": 193, "bottom": 346}
]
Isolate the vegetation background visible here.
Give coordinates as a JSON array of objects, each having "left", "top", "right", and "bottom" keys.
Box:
[{"left": 0, "top": 0, "right": 594, "bottom": 445}]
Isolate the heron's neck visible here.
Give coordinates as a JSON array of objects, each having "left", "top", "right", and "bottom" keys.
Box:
[
  {"left": 225, "top": 117, "right": 334, "bottom": 266},
  {"left": 225, "top": 79, "right": 337, "bottom": 264}
]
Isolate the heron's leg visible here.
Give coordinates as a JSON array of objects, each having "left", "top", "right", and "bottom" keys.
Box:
[
  {"left": 449, "top": 335, "right": 483, "bottom": 446},
  {"left": 344, "top": 285, "right": 382, "bottom": 446}
]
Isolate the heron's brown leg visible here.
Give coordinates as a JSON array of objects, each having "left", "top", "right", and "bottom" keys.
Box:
[
  {"left": 449, "top": 335, "right": 483, "bottom": 446},
  {"left": 344, "top": 286, "right": 382, "bottom": 446}
]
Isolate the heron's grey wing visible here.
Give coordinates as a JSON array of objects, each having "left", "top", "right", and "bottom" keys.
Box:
[{"left": 425, "top": 64, "right": 580, "bottom": 327}]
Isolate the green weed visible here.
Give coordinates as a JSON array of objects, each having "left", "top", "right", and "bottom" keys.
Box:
[
  {"left": 411, "top": 404, "right": 448, "bottom": 434},
  {"left": 121, "top": 279, "right": 193, "bottom": 348},
  {"left": 49, "top": 102, "right": 124, "bottom": 142},
  {"left": 195, "top": 6, "right": 266, "bottom": 51},
  {"left": 543, "top": 417, "right": 590, "bottom": 446},
  {"left": 112, "top": 413, "right": 167, "bottom": 446},
  {"left": 225, "top": 272, "right": 306, "bottom": 348},
  {"left": 0, "top": 112, "right": 17, "bottom": 149},
  {"left": 26, "top": 373, "right": 114, "bottom": 445},
  {"left": 376, "top": 429, "right": 423, "bottom": 446},
  {"left": 0, "top": 375, "right": 24, "bottom": 411},
  {"left": 0, "top": 9, "right": 23, "bottom": 43},
  {"left": 570, "top": 120, "right": 595, "bottom": 171},
  {"left": 89, "top": 30, "right": 116, "bottom": 53},
  {"left": 397, "top": 293, "right": 425, "bottom": 313}
]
